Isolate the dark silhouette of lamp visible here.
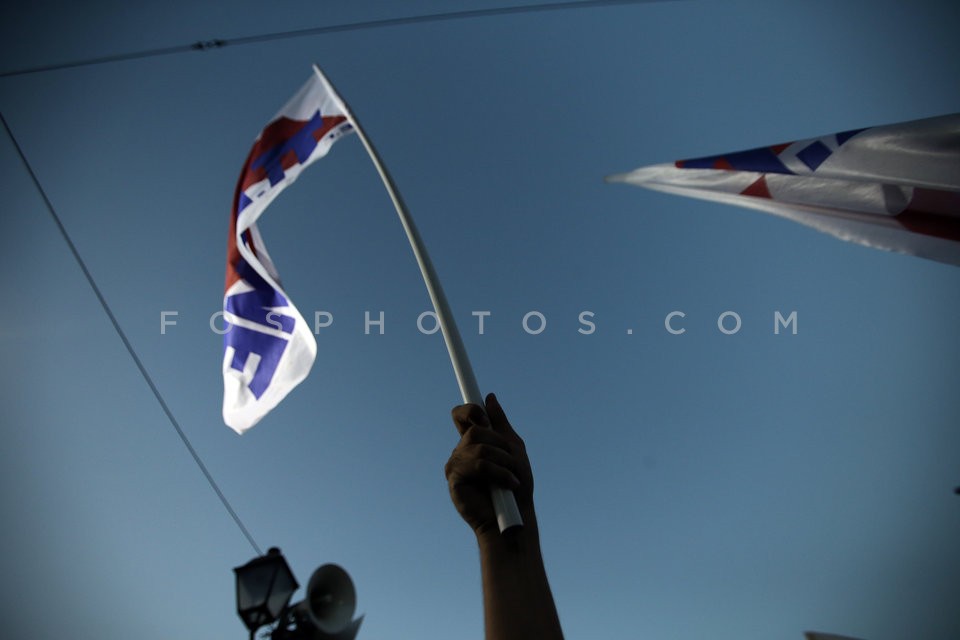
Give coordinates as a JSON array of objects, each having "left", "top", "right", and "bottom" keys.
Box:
[
  {"left": 234, "top": 547, "right": 299, "bottom": 639},
  {"left": 234, "top": 548, "right": 362, "bottom": 639}
]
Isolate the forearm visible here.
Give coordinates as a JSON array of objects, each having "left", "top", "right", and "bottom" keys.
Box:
[
  {"left": 476, "top": 513, "right": 564, "bottom": 640},
  {"left": 447, "top": 395, "right": 564, "bottom": 639}
]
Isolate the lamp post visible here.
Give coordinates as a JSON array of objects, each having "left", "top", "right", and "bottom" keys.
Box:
[
  {"left": 233, "top": 548, "right": 362, "bottom": 640},
  {"left": 234, "top": 548, "right": 299, "bottom": 640}
]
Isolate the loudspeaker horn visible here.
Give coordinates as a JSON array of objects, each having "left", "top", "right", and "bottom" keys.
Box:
[{"left": 302, "top": 564, "right": 363, "bottom": 639}]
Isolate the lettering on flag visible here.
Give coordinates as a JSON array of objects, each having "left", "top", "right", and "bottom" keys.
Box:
[{"left": 223, "top": 72, "right": 354, "bottom": 434}]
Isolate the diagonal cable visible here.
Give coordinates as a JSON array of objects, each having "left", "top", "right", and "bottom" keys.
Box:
[
  {"left": 0, "top": 0, "right": 670, "bottom": 77},
  {"left": 0, "top": 110, "right": 263, "bottom": 557},
  {"left": 0, "top": 0, "right": 677, "bottom": 559}
]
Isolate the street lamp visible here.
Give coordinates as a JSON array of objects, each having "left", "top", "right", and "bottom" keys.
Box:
[
  {"left": 234, "top": 548, "right": 362, "bottom": 639},
  {"left": 234, "top": 548, "right": 299, "bottom": 639}
]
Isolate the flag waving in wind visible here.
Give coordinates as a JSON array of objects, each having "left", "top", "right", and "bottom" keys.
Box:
[
  {"left": 223, "top": 72, "right": 354, "bottom": 434},
  {"left": 608, "top": 114, "right": 960, "bottom": 266},
  {"left": 219, "top": 66, "right": 521, "bottom": 526}
]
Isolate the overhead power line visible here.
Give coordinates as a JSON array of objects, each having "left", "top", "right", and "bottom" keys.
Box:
[
  {"left": 0, "top": 110, "right": 263, "bottom": 557},
  {"left": 0, "top": 0, "right": 669, "bottom": 559},
  {"left": 0, "top": 0, "right": 666, "bottom": 78}
]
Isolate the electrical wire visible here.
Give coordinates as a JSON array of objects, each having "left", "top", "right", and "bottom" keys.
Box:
[
  {"left": 0, "top": 0, "right": 671, "bottom": 559},
  {"left": 0, "top": 110, "right": 263, "bottom": 557},
  {"left": 0, "top": 0, "right": 667, "bottom": 78}
]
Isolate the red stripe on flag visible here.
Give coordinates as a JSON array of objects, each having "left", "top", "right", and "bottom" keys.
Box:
[
  {"left": 239, "top": 114, "right": 347, "bottom": 193},
  {"left": 225, "top": 114, "right": 348, "bottom": 292},
  {"left": 312, "top": 114, "right": 347, "bottom": 141}
]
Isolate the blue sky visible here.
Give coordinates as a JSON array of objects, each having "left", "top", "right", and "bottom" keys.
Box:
[{"left": 1, "top": 1, "right": 958, "bottom": 639}]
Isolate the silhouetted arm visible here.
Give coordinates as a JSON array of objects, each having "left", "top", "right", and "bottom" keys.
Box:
[{"left": 446, "top": 394, "right": 564, "bottom": 640}]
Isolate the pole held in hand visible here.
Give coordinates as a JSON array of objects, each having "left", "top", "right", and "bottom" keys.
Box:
[{"left": 313, "top": 65, "right": 523, "bottom": 533}]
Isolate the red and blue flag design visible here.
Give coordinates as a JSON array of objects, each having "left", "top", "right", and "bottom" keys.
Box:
[
  {"left": 223, "top": 71, "right": 354, "bottom": 433},
  {"left": 609, "top": 113, "right": 960, "bottom": 266}
]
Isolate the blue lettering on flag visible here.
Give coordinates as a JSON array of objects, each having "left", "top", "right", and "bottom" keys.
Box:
[
  {"left": 224, "top": 325, "right": 288, "bottom": 399},
  {"left": 250, "top": 111, "right": 326, "bottom": 187},
  {"left": 223, "top": 256, "right": 299, "bottom": 398},
  {"left": 225, "top": 290, "right": 296, "bottom": 333},
  {"left": 226, "top": 257, "right": 296, "bottom": 330}
]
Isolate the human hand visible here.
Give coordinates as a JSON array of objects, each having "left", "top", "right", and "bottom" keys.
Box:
[{"left": 445, "top": 393, "right": 534, "bottom": 538}]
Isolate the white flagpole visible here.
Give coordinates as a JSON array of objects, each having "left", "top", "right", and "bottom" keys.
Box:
[{"left": 313, "top": 65, "right": 523, "bottom": 532}]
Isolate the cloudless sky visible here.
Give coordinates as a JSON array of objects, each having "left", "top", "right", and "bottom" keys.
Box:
[{"left": 1, "top": 1, "right": 958, "bottom": 639}]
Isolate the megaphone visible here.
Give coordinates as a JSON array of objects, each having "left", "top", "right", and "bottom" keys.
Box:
[{"left": 296, "top": 564, "right": 363, "bottom": 640}]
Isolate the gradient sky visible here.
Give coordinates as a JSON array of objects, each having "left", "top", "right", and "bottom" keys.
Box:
[{"left": 1, "top": 2, "right": 958, "bottom": 639}]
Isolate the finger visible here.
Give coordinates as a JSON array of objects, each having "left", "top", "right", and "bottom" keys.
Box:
[
  {"left": 457, "top": 441, "right": 521, "bottom": 478},
  {"left": 451, "top": 402, "right": 490, "bottom": 436},
  {"left": 447, "top": 455, "right": 521, "bottom": 491},
  {"left": 458, "top": 424, "right": 511, "bottom": 452}
]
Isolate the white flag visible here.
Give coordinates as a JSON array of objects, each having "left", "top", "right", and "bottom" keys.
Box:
[
  {"left": 608, "top": 113, "right": 960, "bottom": 266},
  {"left": 223, "top": 71, "right": 354, "bottom": 434}
]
